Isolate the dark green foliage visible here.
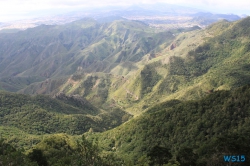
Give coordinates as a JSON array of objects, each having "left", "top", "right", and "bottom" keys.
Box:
[
  {"left": 75, "top": 136, "right": 125, "bottom": 166},
  {"left": 0, "top": 134, "right": 124, "bottom": 166},
  {"left": 186, "top": 18, "right": 250, "bottom": 77},
  {"left": 28, "top": 149, "right": 48, "bottom": 166},
  {"left": 141, "top": 63, "right": 161, "bottom": 95},
  {"left": 168, "top": 56, "right": 188, "bottom": 76},
  {"left": 90, "top": 84, "right": 250, "bottom": 164},
  {"left": 0, "top": 91, "right": 95, "bottom": 115},
  {"left": 176, "top": 147, "right": 197, "bottom": 166},
  {"left": 54, "top": 92, "right": 100, "bottom": 115},
  {"left": 29, "top": 134, "right": 77, "bottom": 166},
  {"left": 197, "top": 132, "right": 250, "bottom": 166},
  {"left": 28, "top": 134, "right": 124, "bottom": 166},
  {"left": 83, "top": 76, "right": 97, "bottom": 97},
  {"left": 0, "top": 91, "right": 131, "bottom": 136},
  {"left": 146, "top": 99, "right": 181, "bottom": 114},
  {"left": 0, "top": 92, "right": 97, "bottom": 135},
  {"left": 229, "top": 17, "right": 250, "bottom": 38},
  {"left": 97, "top": 108, "right": 133, "bottom": 129},
  {"left": 148, "top": 17, "right": 250, "bottom": 102},
  {"left": 0, "top": 138, "right": 37, "bottom": 166},
  {"left": 75, "top": 136, "right": 103, "bottom": 165},
  {"left": 148, "top": 146, "right": 172, "bottom": 166}
]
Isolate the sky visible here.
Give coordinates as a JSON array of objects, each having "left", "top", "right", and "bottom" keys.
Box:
[{"left": 0, "top": 0, "right": 250, "bottom": 22}]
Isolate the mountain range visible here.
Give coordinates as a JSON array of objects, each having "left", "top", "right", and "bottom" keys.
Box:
[
  {"left": 0, "top": 10, "right": 250, "bottom": 165},
  {"left": 0, "top": 3, "right": 242, "bottom": 31}
]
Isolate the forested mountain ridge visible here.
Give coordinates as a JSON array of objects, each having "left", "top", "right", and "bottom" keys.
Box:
[
  {"left": 86, "top": 84, "right": 250, "bottom": 165},
  {"left": 0, "top": 18, "right": 174, "bottom": 92},
  {"left": 1, "top": 83, "right": 250, "bottom": 165},
  {"left": 50, "top": 17, "right": 250, "bottom": 115},
  {"left": 1, "top": 16, "right": 250, "bottom": 166},
  {"left": 0, "top": 91, "right": 132, "bottom": 144},
  {"left": 1, "top": 17, "right": 250, "bottom": 114}
]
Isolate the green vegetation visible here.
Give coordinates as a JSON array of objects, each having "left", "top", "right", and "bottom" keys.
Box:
[
  {"left": 1, "top": 85, "right": 250, "bottom": 165},
  {"left": 1, "top": 17, "right": 250, "bottom": 166},
  {"left": 4, "top": 17, "right": 247, "bottom": 114},
  {"left": 0, "top": 138, "right": 37, "bottom": 166},
  {"left": 0, "top": 134, "right": 125, "bottom": 166},
  {"left": 0, "top": 91, "right": 131, "bottom": 148},
  {"left": 0, "top": 19, "right": 173, "bottom": 93},
  {"left": 3, "top": 84, "right": 249, "bottom": 165},
  {"left": 141, "top": 62, "right": 161, "bottom": 96},
  {"left": 87, "top": 84, "right": 250, "bottom": 165}
]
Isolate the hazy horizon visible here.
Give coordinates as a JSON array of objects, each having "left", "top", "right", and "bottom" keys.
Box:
[{"left": 0, "top": 0, "right": 249, "bottom": 22}]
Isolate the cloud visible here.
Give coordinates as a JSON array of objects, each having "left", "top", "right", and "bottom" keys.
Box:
[
  {"left": 1, "top": 0, "right": 250, "bottom": 10},
  {"left": 0, "top": 0, "right": 249, "bottom": 22},
  {"left": 174, "top": 0, "right": 250, "bottom": 11}
]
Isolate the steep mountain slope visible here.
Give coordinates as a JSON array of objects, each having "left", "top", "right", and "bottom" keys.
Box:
[
  {"left": 0, "top": 16, "right": 250, "bottom": 166},
  {"left": 42, "top": 17, "right": 250, "bottom": 115},
  {"left": 1, "top": 85, "right": 250, "bottom": 165},
  {"left": 86, "top": 84, "right": 250, "bottom": 165},
  {"left": 0, "top": 18, "right": 174, "bottom": 92}
]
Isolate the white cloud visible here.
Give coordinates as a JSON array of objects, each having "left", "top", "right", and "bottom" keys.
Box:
[
  {"left": 0, "top": 0, "right": 249, "bottom": 22},
  {"left": 172, "top": 0, "right": 250, "bottom": 13}
]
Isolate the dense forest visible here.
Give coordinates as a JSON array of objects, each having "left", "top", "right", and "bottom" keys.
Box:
[
  {"left": 86, "top": 84, "right": 250, "bottom": 165},
  {"left": 1, "top": 84, "right": 250, "bottom": 165}
]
